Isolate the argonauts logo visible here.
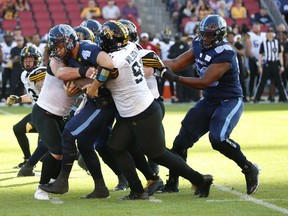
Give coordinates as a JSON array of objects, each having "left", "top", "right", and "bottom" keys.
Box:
[{"left": 82, "top": 50, "right": 91, "bottom": 60}]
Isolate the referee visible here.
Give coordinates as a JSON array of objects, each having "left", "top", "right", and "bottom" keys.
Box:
[{"left": 254, "top": 27, "right": 288, "bottom": 103}]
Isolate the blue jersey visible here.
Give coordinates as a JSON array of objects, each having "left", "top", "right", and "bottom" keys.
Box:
[
  {"left": 192, "top": 37, "right": 243, "bottom": 102},
  {"left": 68, "top": 40, "right": 101, "bottom": 67}
]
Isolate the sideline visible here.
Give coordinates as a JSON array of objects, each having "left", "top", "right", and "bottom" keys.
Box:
[
  {"left": 213, "top": 185, "right": 288, "bottom": 215},
  {"left": 0, "top": 108, "right": 15, "bottom": 116}
]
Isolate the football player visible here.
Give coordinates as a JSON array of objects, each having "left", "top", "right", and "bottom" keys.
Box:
[
  {"left": 160, "top": 14, "right": 260, "bottom": 195},
  {"left": 6, "top": 45, "right": 48, "bottom": 175},
  {"left": 39, "top": 24, "right": 117, "bottom": 199},
  {"left": 84, "top": 20, "right": 213, "bottom": 200}
]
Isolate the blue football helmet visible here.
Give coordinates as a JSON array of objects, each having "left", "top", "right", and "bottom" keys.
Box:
[
  {"left": 80, "top": 19, "right": 102, "bottom": 37},
  {"left": 47, "top": 24, "right": 78, "bottom": 60},
  {"left": 199, "top": 14, "right": 227, "bottom": 49}
]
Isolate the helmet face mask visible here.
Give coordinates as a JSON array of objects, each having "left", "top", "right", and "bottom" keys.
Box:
[
  {"left": 98, "top": 20, "right": 129, "bottom": 52},
  {"left": 47, "top": 24, "right": 78, "bottom": 60},
  {"left": 199, "top": 15, "right": 227, "bottom": 49},
  {"left": 20, "top": 45, "right": 42, "bottom": 72}
]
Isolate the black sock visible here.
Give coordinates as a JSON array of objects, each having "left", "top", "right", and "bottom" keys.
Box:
[{"left": 39, "top": 153, "right": 60, "bottom": 184}]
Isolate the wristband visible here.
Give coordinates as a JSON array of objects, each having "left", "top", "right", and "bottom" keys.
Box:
[{"left": 78, "top": 66, "right": 90, "bottom": 77}]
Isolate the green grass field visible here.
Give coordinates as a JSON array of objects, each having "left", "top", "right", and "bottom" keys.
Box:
[{"left": 0, "top": 103, "right": 288, "bottom": 216}]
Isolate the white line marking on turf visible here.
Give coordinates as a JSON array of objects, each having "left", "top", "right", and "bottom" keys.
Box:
[
  {"left": 49, "top": 197, "right": 64, "bottom": 204},
  {"left": 0, "top": 108, "right": 15, "bottom": 116},
  {"left": 214, "top": 185, "right": 288, "bottom": 215}
]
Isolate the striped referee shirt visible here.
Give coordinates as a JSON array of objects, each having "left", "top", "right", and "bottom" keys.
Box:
[{"left": 259, "top": 38, "right": 281, "bottom": 62}]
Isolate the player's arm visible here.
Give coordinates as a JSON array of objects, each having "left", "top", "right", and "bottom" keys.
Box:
[
  {"left": 162, "top": 62, "right": 229, "bottom": 89},
  {"left": 6, "top": 94, "right": 32, "bottom": 105},
  {"left": 244, "top": 36, "right": 253, "bottom": 59},
  {"left": 162, "top": 48, "right": 195, "bottom": 72},
  {"left": 82, "top": 51, "right": 114, "bottom": 97},
  {"left": 49, "top": 57, "right": 95, "bottom": 80}
]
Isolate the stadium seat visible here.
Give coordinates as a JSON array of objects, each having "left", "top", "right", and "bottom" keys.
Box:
[
  {"left": 38, "top": 26, "right": 51, "bottom": 37},
  {"left": 67, "top": 10, "right": 82, "bottom": 21},
  {"left": 1, "top": 20, "right": 18, "bottom": 31},
  {"left": 18, "top": 11, "right": 33, "bottom": 20},
  {"left": 235, "top": 18, "right": 251, "bottom": 27},
  {"left": 50, "top": 11, "right": 68, "bottom": 20},
  {"left": 47, "top": 3, "right": 64, "bottom": 11},
  {"left": 30, "top": 0, "right": 45, "bottom": 3},
  {"left": 70, "top": 18, "right": 85, "bottom": 27},
  {"left": 65, "top": 3, "right": 81, "bottom": 12},
  {"left": 225, "top": 18, "right": 234, "bottom": 27},
  {"left": 53, "top": 19, "right": 70, "bottom": 25},
  {"left": 22, "top": 27, "right": 38, "bottom": 37},
  {"left": 46, "top": 0, "right": 62, "bottom": 3},
  {"left": 36, "top": 18, "right": 53, "bottom": 29},
  {"left": 34, "top": 11, "right": 50, "bottom": 20},
  {"left": 20, "top": 20, "right": 36, "bottom": 28},
  {"left": 31, "top": 3, "right": 48, "bottom": 11}
]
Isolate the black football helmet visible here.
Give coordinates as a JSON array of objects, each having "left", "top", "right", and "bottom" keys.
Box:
[
  {"left": 98, "top": 20, "right": 129, "bottom": 52},
  {"left": 118, "top": 19, "right": 139, "bottom": 43},
  {"left": 20, "top": 44, "right": 42, "bottom": 72},
  {"left": 74, "top": 26, "right": 95, "bottom": 42},
  {"left": 199, "top": 14, "right": 227, "bottom": 49},
  {"left": 80, "top": 19, "right": 102, "bottom": 36},
  {"left": 47, "top": 24, "right": 78, "bottom": 60}
]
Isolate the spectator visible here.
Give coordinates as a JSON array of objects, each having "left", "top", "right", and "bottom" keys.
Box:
[
  {"left": 177, "top": 0, "right": 196, "bottom": 31},
  {"left": 0, "top": 30, "right": 17, "bottom": 101},
  {"left": 15, "top": 0, "right": 30, "bottom": 11},
  {"left": 195, "top": 0, "right": 211, "bottom": 21},
  {"left": 101, "top": 0, "right": 121, "bottom": 20},
  {"left": 139, "top": 32, "right": 160, "bottom": 55},
  {"left": 30, "top": 33, "right": 47, "bottom": 66},
  {"left": 184, "top": 13, "right": 199, "bottom": 36},
  {"left": 80, "top": 0, "right": 101, "bottom": 20},
  {"left": 231, "top": 0, "right": 247, "bottom": 19},
  {"left": 121, "top": 0, "right": 141, "bottom": 26},
  {"left": 209, "top": 0, "right": 220, "bottom": 14},
  {"left": 225, "top": 0, "right": 234, "bottom": 11},
  {"left": 217, "top": 0, "right": 229, "bottom": 18},
  {"left": 252, "top": 7, "right": 273, "bottom": 27},
  {"left": 13, "top": 26, "right": 28, "bottom": 45},
  {"left": 9, "top": 35, "right": 25, "bottom": 96},
  {"left": 2, "top": 0, "right": 17, "bottom": 20}
]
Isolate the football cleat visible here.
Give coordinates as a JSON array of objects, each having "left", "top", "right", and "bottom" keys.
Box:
[
  {"left": 145, "top": 178, "right": 164, "bottom": 196},
  {"left": 39, "top": 179, "right": 69, "bottom": 194},
  {"left": 156, "top": 177, "right": 179, "bottom": 193},
  {"left": 34, "top": 186, "right": 49, "bottom": 200},
  {"left": 242, "top": 163, "right": 260, "bottom": 195},
  {"left": 80, "top": 186, "right": 110, "bottom": 199},
  {"left": 13, "top": 159, "right": 29, "bottom": 169},
  {"left": 120, "top": 190, "right": 149, "bottom": 200},
  {"left": 17, "top": 164, "right": 35, "bottom": 177},
  {"left": 196, "top": 174, "right": 213, "bottom": 198}
]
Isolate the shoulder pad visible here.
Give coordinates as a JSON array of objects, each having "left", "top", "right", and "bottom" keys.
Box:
[{"left": 29, "top": 67, "right": 47, "bottom": 82}]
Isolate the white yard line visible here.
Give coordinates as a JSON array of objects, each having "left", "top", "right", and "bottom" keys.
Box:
[
  {"left": 213, "top": 185, "right": 288, "bottom": 215},
  {"left": 0, "top": 108, "right": 15, "bottom": 116}
]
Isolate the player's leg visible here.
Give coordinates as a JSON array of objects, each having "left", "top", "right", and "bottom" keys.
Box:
[
  {"left": 12, "top": 113, "right": 36, "bottom": 168},
  {"left": 135, "top": 102, "right": 213, "bottom": 197},
  {"left": 209, "top": 98, "right": 260, "bottom": 195},
  {"left": 159, "top": 99, "right": 210, "bottom": 193}
]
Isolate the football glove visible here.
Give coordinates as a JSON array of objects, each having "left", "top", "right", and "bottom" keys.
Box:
[
  {"left": 6, "top": 95, "right": 22, "bottom": 105},
  {"left": 161, "top": 66, "right": 179, "bottom": 82}
]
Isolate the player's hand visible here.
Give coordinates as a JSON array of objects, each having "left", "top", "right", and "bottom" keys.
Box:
[
  {"left": 82, "top": 83, "right": 99, "bottom": 98},
  {"left": 64, "top": 81, "right": 81, "bottom": 97},
  {"left": 6, "top": 95, "right": 21, "bottom": 105},
  {"left": 161, "top": 66, "right": 179, "bottom": 82}
]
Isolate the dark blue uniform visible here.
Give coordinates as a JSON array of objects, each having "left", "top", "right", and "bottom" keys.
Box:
[
  {"left": 61, "top": 40, "right": 119, "bottom": 184},
  {"left": 172, "top": 38, "right": 248, "bottom": 171}
]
